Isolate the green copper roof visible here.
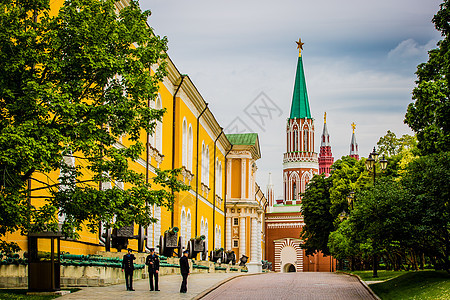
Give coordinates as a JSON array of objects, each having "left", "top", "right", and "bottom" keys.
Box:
[
  {"left": 290, "top": 56, "right": 311, "bottom": 119},
  {"left": 226, "top": 133, "right": 258, "bottom": 145}
]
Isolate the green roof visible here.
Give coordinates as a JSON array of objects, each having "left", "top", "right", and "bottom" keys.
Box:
[
  {"left": 290, "top": 56, "right": 311, "bottom": 119},
  {"left": 226, "top": 133, "right": 258, "bottom": 145}
]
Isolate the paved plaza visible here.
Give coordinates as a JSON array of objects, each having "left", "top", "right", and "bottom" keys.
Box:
[
  {"left": 202, "top": 272, "right": 377, "bottom": 300},
  {"left": 59, "top": 272, "right": 240, "bottom": 300},
  {"left": 59, "top": 272, "right": 377, "bottom": 300}
]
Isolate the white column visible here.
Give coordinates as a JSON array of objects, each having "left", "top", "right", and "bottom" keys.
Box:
[
  {"left": 227, "top": 159, "right": 232, "bottom": 196},
  {"left": 241, "top": 159, "right": 246, "bottom": 199},
  {"left": 239, "top": 216, "right": 246, "bottom": 257},
  {"left": 226, "top": 216, "right": 232, "bottom": 250},
  {"left": 250, "top": 217, "right": 257, "bottom": 262},
  {"left": 257, "top": 219, "right": 262, "bottom": 261}
]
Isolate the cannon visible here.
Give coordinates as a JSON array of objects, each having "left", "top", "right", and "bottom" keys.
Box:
[
  {"left": 223, "top": 250, "right": 236, "bottom": 265},
  {"left": 103, "top": 223, "right": 146, "bottom": 252},
  {"left": 186, "top": 235, "right": 207, "bottom": 260},
  {"left": 158, "top": 227, "right": 183, "bottom": 257},
  {"left": 239, "top": 255, "right": 248, "bottom": 266},
  {"left": 262, "top": 260, "right": 272, "bottom": 271},
  {"left": 209, "top": 248, "right": 226, "bottom": 263}
]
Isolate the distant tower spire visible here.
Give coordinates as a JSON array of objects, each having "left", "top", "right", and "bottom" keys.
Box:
[
  {"left": 318, "top": 112, "right": 334, "bottom": 177},
  {"left": 349, "top": 122, "right": 359, "bottom": 160},
  {"left": 267, "top": 172, "right": 274, "bottom": 207}
]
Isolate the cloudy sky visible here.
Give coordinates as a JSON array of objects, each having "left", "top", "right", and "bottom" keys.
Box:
[{"left": 140, "top": 0, "right": 442, "bottom": 198}]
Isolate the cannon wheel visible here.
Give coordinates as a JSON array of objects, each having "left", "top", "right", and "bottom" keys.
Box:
[
  {"left": 231, "top": 252, "right": 236, "bottom": 265},
  {"left": 187, "top": 240, "right": 195, "bottom": 259},
  {"left": 201, "top": 241, "right": 207, "bottom": 260},
  {"left": 138, "top": 226, "right": 145, "bottom": 253},
  {"left": 177, "top": 236, "right": 183, "bottom": 258},
  {"left": 159, "top": 235, "right": 165, "bottom": 256},
  {"left": 221, "top": 251, "right": 227, "bottom": 264}
]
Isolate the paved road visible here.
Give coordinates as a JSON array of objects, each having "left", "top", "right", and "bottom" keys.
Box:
[
  {"left": 60, "top": 272, "right": 240, "bottom": 300},
  {"left": 201, "top": 272, "right": 377, "bottom": 300}
]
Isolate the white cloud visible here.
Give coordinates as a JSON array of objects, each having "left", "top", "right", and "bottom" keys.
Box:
[{"left": 388, "top": 38, "right": 437, "bottom": 60}]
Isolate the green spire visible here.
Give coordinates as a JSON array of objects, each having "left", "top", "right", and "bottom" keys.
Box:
[{"left": 290, "top": 55, "right": 311, "bottom": 119}]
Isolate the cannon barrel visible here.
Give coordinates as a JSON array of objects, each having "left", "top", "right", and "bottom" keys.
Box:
[
  {"left": 167, "top": 227, "right": 179, "bottom": 235},
  {"left": 194, "top": 235, "right": 205, "bottom": 242}
]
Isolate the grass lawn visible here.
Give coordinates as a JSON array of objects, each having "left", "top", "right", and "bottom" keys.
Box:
[
  {"left": 0, "top": 289, "right": 80, "bottom": 299},
  {"left": 346, "top": 270, "right": 408, "bottom": 282},
  {"left": 369, "top": 271, "right": 450, "bottom": 300}
]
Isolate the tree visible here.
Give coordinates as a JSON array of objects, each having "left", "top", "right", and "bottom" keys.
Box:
[
  {"left": 0, "top": 0, "right": 188, "bottom": 253},
  {"left": 404, "top": 0, "right": 450, "bottom": 155},
  {"left": 329, "top": 156, "right": 371, "bottom": 217},
  {"left": 402, "top": 152, "right": 450, "bottom": 271},
  {"left": 300, "top": 174, "right": 334, "bottom": 255}
]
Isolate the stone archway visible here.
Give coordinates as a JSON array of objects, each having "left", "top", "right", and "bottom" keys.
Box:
[
  {"left": 280, "top": 245, "right": 297, "bottom": 273},
  {"left": 274, "top": 238, "right": 303, "bottom": 272},
  {"left": 283, "top": 263, "right": 296, "bottom": 273}
]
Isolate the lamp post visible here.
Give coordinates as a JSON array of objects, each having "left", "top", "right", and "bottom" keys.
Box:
[
  {"left": 347, "top": 190, "right": 355, "bottom": 210},
  {"left": 364, "top": 147, "right": 388, "bottom": 278}
]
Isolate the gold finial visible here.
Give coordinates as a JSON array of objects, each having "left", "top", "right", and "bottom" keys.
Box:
[
  {"left": 296, "top": 38, "right": 304, "bottom": 57},
  {"left": 351, "top": 122, "right": 356, "bottom": 133},
  {"left": 324, "top": 112, "right": 327, "bottom": 124}
]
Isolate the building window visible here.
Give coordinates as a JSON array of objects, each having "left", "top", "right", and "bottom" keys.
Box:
[
  {"left": 182, "top": 119, "right": 187, "bottom": 167},
  {"left": 233, "top": 218, "right": 239, "bottom": 226},
  {"left": 187, "top": 125, "right": 193, "bottom": 171},
  {"left": 233, "top": 240, "right": 239, "bottom": 248}
]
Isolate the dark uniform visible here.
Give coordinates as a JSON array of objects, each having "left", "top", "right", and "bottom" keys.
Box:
[
  {"left": 145, "top": 252, "right": 160, "bottom": 291},
  {"left": 179, "top": 253, "right": 190, "bottom": 293},
  {"left": 122, "top": 251, "right": 136, "bottom": 291}
]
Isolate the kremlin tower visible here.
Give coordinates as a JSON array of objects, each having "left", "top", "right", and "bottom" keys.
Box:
[
  {"left": 349, "top": 122, "right": 359, "bottom": 160},
  {"left": 318, "top": 112, "right": 333, "bottom": 177},
  {"left": 265, "top": 39, "right": 336, "bottom": 273},
  {"left": 282, "top": 38, "right": 319, "bottom": 204}
]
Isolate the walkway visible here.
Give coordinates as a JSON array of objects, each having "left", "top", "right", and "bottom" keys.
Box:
[
  {"left": 201, "top": 272, "right": 377, "bottom": 300},
  {"left": 60, "top": 272, "right": 240, "bottom": 300}
]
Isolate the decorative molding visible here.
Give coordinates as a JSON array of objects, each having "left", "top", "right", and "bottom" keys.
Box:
[
  {"left": 201, "top": 182, "right": 210, "bottom": 199},
  {"left": 267, "top": 223, "right": 302, "bottom": 229},
  {"left": 181, "top": 166, "right": 194, "bottom": 185}
]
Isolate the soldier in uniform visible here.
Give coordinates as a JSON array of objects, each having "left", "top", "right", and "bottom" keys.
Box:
[
  {"left": 145, "top": 248, "right": 160, "bottom": 291},
  {"left": 121, "top": 248, "right": 136, "bottom": 291},
  {"left": 179, "top": 249, "right": 190, "bottom": 293}
]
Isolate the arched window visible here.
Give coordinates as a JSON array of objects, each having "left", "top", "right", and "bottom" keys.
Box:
[
  {"left": 201, "top": 217, "right": 205, "bottom": 236},
  {"left": 187, "top": 125, "right": 193, "bottom": 171},
  {"left": 187, "top": 210, "right": 191, "bottom": 242},
  {"left": 205, "top": 219, "right": 208, "bottom": 248},
  {"left": 155, "top": 94, "right": 163, "bottom": 153},
  {"left": 182, "top": 119, "right": 187, "bottom": 167},
  {"left": 216, "top": 159, "right": 222, "bottom": 197},
  {"left": 201, "top": 142, "right": 206, "bottom": 184},
  {"left": 293, "top": 182, "right": 297, "bottom": 200},
  {"left": 180, "top": 208, "right": 187, "bottom": 248},
  {"left": 303, "top": 129, "right": 309, "bottom": 152},
  {"left": 293, "top": 130, "right": 298, "bottom": 151},
  {"left": 205, "top": 146, "right": 210, "bottom": 186}
]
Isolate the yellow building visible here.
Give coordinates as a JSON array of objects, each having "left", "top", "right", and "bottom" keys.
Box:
[{"left": 4, "top": 0, "right": 267, "bottom": 265}]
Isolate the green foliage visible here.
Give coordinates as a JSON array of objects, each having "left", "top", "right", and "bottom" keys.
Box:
[
  {"left": 401, "top": 152, "right": 450, "bottom": 271},
  {"left": 0, "top": 0, "right": 188, "bottom": 253},
  {"left": 404, "top": 1, "right": 450, "bottom": 155},
  {"left": 351, "top": 179, "right": 412, "bottom": 255},
  {"left": 300, "top": 174, "right": 333, "bottom": 255},
  {"left": 328, "top": 219, "right": 358, "bottom": 261},
  {"left": 370, "top": 271, "right": 450, "bottom": 300},
  {"left": 329, "top": 156, "right": 370, "bottom": 217}
]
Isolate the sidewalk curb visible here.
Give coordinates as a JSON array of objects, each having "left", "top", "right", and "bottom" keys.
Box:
[
  {"left": 193, "top": 272, "right": 269, "bottom": 300},
  {"left": 340, "top": 272, "right": 381, "bottom": 300}
]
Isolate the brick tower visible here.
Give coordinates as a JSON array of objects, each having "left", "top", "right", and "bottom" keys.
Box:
[
  {"left": 318, "top": 112, "right": 333, "bottom": 177},
  {"left": 282, "top": 39, "right": 319, "bottom": 204},
  {"left": 349, "top": 122, "right": 359, "bottom": 160}
]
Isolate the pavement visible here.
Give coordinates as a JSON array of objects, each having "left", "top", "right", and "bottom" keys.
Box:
[
  {"left": 59, "top": 272, "right": 242, "bottom": 300},
  {"left": 60, "top": 272, "right": 378, "bottom": 300},
  {"left": 201, "top": 272, "right": 378, "bottom": 300}
]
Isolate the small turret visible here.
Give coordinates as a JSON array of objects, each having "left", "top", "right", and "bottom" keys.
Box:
[
  {"left": 318, "top": 112, "right": 334, "bottom": 176},
  {"left": 349, "top": 122, "right": 359, "bottom": 161}
]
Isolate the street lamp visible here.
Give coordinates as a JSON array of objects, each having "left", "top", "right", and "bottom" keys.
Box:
[
  {"left": 364, "top": 147, "right": 388, "bottom": 278},
  {"left": 347, "top": 190, "right": 355, "bottom": 210}
]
